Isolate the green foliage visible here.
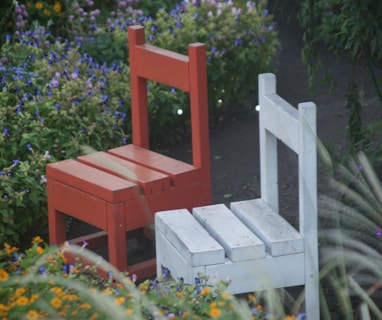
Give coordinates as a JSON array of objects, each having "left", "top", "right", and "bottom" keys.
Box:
[
  {"left": 319, "top": 151, "right": 382, "bottom": 319},
  {"left": 0, "top": 29, "right": 131, "bottom": 244},
  {"left": 0, "top": 239, "right": 297, "bottom": 319},
  {"left": 0, "top": 1, "right": 15, "bottom": 47},
  {"left": 142, "top": 1, "right": 279, "bottom": 117},
  {"left": 0, "top": 1, "right": 279, "bottom": 243},
  {"left": 298, "top": 0, "right": 382, "bottom": 158},
  {"left": 130, "top": 0, "right": 179, "bottom": 16}
]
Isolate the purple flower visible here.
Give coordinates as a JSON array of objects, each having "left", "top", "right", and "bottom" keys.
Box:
[
  {"left": 12, "top": 159, "right": 20, "bottom": 167},
  {"left": 3, "top": 128, "right": 10, "bottom": 136},
  {"left": 26, "top": 143, "right": 32, "bottom": 151},
  {"left": 162, "top": 267, "right": 170, "bottom": 277},
  {"left": 40, "top": 175, "right": 47, "bottom": 184}
]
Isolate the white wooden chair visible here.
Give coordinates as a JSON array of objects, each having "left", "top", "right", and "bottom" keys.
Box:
[{"left": 155, "top": 73, "right": 319, "bottom": 319}]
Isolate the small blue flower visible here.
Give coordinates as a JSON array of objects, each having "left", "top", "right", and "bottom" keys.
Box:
[
  {"left": 26, "top": 143, "right": 32, "bottom": 151},
  {"left": 12, "top": 159, "right": 20, "bottom": 166},
  {"left": 3, "top": 128, "right": 10, "bottom": 136},
  {"left": 162, "top": 267, "right": 170, "bottom": 277},
  {"left": 39, "top": 266, "right": 46, "bottom": 274}
]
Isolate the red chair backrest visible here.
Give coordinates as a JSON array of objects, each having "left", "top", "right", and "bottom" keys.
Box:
[{"left": 128, "top": 25, "right": 211, "bottom": 204}]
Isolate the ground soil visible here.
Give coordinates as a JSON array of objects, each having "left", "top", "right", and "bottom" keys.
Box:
[{"left": 66, "top": 0, "right": 382, "bottom": 317}]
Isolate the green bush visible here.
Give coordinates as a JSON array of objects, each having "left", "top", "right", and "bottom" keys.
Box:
[
  {"left": 0, "top": 0, "right": 279, "bottom": 244},
  {"left": 0, "top": 29, "right": 131, "bottom": 243},
  {"left": 80, "top": 0, "right": 279, "bottom": 116},
  {"left": 298, "top": 0, "right": 382, "bottom": 158},
  {"left": 0, "top": 239, "right": 299, "bottom": 319}
]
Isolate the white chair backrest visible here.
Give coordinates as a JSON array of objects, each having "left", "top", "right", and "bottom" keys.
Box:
[{"left": 258, "top": 73, "right": 319, "bottom": 318}]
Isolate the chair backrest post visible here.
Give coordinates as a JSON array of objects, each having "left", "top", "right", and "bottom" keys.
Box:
[
  {"left": 258, "top": 73, "right": 319, "bottom": 318},
  {"left": 128, "top": 25, "right": 150, "bottom": 148},
  {"left": 189, "top": 43, "right": 211, "bottom": 204},
  {"left": 259, "top": 73, "right": 279, "bottom": 213}
]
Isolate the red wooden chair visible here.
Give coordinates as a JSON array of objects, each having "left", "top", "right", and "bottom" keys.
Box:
[{"left": 46, "top": 25, "right": 211, "bottom": 279}]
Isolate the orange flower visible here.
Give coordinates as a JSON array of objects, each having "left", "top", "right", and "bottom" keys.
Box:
[
  {"left": 200, "top": 287, "right": 211, "bottom": 295},
  {"left": 53, "top": 2, "right": 62, "bottom": 13},
  {"left": 4, "top": 243, "right": 18, "bottom": 256},
  {"left": 35, "top": 2, "right": 43, "bottom": 9},
  {"left": 0, "top": 270, "right": 9, "bottom": 282},
  {"left": 210, "top": 307, "right": 221, "bottom": 318},
  {"left": 35, "top": 246, "right": 44, "bottom": 254},
  {"left": 16, "top": 296, "right": 29, "bottom": 306},
  {"left": 51, "top": 297, "right": 62, "bottom": 309},
  {"left": 26, "top": 310, "right": 40, "bottom": 319},
  {"left": 44, "top": 9, "right": 51, "bottom": 16}
]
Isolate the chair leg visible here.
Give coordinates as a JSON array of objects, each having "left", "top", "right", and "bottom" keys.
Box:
[
  {"left": 106, "top": 202, "right": 128, "bottom": 272},
  {"left": 47, "top": 183, "right": 67, "bottom": 245},
  {"left": 48, "top": 207, "right": 66, "bottom": 245}
]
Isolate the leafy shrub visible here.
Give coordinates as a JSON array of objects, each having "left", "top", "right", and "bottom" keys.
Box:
[
  {"left": 0, "top": 29, "right": 131, "bottom": 243},
  {"left": 0, "top": 0, "right": 279, "bottom": 244},
  {"left": 0, "top": 239, "right": 299, "bottom": 319},
  {"left": 298, "top": 0, "right": 382, "bottom": 158},
  {"left": 80, "top": 0, "right": 279, "bottom": 115}
]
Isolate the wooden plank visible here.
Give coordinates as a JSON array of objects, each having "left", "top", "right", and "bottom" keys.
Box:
[
  {"left": 156, "top": 228, "right": 205, "bottom": 283},
  {"left": 192, "top": 204, "right": 265, "bottom": 261},
  {"left": 46, "top": 160, "right": 139, "bottom": 202},
  {"left": 230, "top": 199, "right": 304, "bottom": 256},
  {"left": 134, "top": 44, "right": 190, "bottom": 91},
  {"left": 155, "top": 209, "right": 225, "bottom": 266},
  {"left": 77, "top": 152, "right": 171, "bottom": 195},
  {"left": 205, "top": 252, "right": 305, "bottom": 294},
  {"left": 108, "top": 145, "right": 200, "bottom": 187}
]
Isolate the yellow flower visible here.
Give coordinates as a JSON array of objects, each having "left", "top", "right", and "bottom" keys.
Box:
[
  {"left": 27, "top": 310, "right": 40, "bottom": 319},
  {"left": 63, "top": 294, "right": 79, "bottom": 301},
  {"left": 29, "top": 294, "right": 39, "bottom": 304},
  {"left": 51, "top": 297, "right": 62, "bottom": 309},
  {"left": 0, "top": 269, "right": 9, "bottom": 282},
  {"left": 15, "top": 287, "right": 27, "bottom": 296},
  {"left": 16, "top": 296, "right": 29, "bottom": 306},
  {"left": 176, "top": 291, "right": 184, "bottom": 299},
  {"left": 126, "top": 309, "right": 133, "bottom": 316},
  {"left": 44, "top": 9, "right": 51, "bottom": 16},
  {"left": 210, "top": 307, "right": 221, "bottom": 318},
  {"left": 4, "top": 243, "right": 18, "bottom": 256},
  {"left": 50, "top": 287, "right": 63, "bottom": 296},
  {"left": 247, "top": 293, "right": 256, "bottom": 304},
  {"left": 102, "top": 288, "right": 113, "bottom": 295},
  {"left": 32, "top": 236, "right": 43, "bottom": 244},
  {"left": 200, "top": 287, "right": 211, "bottom": 295},
  {"left": 115, "top": 296, "right": 125, "bottom": 305},
  {"left": 53, "top": 2, "right": 62, "bottom": 13},
  {"left": 284, "top": 316, "right": 296, "bottom": 320},
  {"left": 35, "top": 2, "right": 43, "bottom": 9},
  {"left": 221, "top": 292, "right": 233, "bottom": 300},
  {"left": 78, "top": 303, "right": 91, "bottom": 309},
  {"left": 35, "top": 246, "right": 44, "bottom": 254}
]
